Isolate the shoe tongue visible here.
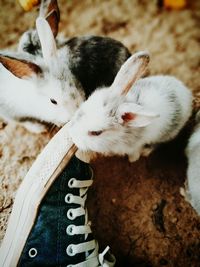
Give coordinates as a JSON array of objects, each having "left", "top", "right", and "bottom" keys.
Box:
[{"left": 67, "top": 156, "right": 92, "bottom": 182}]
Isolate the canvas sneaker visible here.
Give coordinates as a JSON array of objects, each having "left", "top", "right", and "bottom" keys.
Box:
[{"left": 0, "top": 124, "right": 115, "bottom": 267}]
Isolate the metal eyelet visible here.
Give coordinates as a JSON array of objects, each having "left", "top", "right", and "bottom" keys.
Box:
[
  {"left": 67, "top": 209, "right": 75, "bottom": 220},
  {"left": 68, "top": 178, "right": 76, "bottom": 188},
  {"left": 28, "top": 248, "right": 37, "bottom": 258},
  {"left": 66, "top": 244, "right": 76, "bottom": 256},
  {"left": 66, "top": 224, "right": 75, "bottom": 235},
  {"left": 65, "top": 193, "right": 73, "bottom": 203}
]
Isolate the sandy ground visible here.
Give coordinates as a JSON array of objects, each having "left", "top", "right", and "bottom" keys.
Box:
[{"left": 0, "top": 0, "right": 200, "bottom": 266}]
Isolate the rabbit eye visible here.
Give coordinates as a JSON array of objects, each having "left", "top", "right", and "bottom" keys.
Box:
[
  {"left": 88, "top": 130, "right": 103, "bottom": 136},
  {"left": 50, "top": 98, "right": 57, "bottom": 105}
]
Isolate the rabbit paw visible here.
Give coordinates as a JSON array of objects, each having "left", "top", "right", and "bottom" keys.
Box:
[
  {"left": 180, "top": 187, "right": 191, "bottom": 202},
  {"left": 128, "top": 152, "right": 141, "bottom": 162},
  {"left": 75, "top": 150, "right": 97, "bottom": 163},
  {"left": 21, "top": 121, "right": 47, "bottom": 134},
  {"left": 141, "top": 145, "right": 154, "bottom": 157}
]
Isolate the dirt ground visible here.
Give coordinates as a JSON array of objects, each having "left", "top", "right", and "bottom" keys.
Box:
[{"left": 0, "top": 0, "right": 200, "bottom": 266}]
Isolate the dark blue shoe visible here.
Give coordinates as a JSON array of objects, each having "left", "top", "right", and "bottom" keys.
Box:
[{"left": 0, "top": 126, "right": 115, "bottom": 267}]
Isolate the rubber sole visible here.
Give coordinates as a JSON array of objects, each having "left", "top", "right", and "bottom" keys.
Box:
[{"left": 0, "top": 124, "right": 77, "bottom": 267}]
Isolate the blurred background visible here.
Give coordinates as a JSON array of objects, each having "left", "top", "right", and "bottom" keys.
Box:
[{"left": 0, "top": 1, "right": 200, "bottom": 266}]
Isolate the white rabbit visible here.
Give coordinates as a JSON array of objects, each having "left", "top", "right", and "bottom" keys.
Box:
[
  {"left": 0, "top": 17, "right": 84, "bottom": 133},
  {"left": 0, "top": 0, "right": 131, "bottom": 133},
  {"left": 69, "top": 51, "right": 193, "bottom": 162},
  {"left": 184, "top": 111, "right": 200, "bottom": 215}
]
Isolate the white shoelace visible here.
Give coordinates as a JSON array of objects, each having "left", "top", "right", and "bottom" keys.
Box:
[{"left": 66, "top": 175, "right": 115, "bottom": 267}]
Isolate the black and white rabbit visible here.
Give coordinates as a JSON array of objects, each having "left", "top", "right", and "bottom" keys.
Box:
[
  {"left": 18, "top": 0, "right": 131, "bottom": 97},
  {"left": 69, "top": 51, "right": 193, "bottom": 162},
  {"left": 0, "top": 1, "right": 131, "bottom": 133}
]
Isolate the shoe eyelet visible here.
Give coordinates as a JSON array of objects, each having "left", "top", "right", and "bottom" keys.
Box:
[
  {"left": 68, "top": 178, "right": 76, "bottom": 188},
  {"left": 66, "top": 244, "right": 76, "bottom": 256},
  {"left": 65, "top": 193, "right": 73, "bottom": 203},
  {"left": 28, "top": 248, "right": 37, "bottom": 258},
  {"left": 66, "top": 224, "right": 75, "bottom": 235},
  {"left": 67, "top": 209, "right": 75, "bottom": 220}
]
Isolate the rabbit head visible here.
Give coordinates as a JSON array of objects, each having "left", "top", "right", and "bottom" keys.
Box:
[
  {"left": 0, "top": 17, "right": 84, "bottom": 126},
  {"left": 69, "top": 51, "right": 158, "bottom": 154}
]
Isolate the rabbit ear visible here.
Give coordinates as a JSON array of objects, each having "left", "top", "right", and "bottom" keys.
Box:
[
  {"left": 111, "top": 51, "right": 150, "bottom": 96},
  {"left": 39, "top": 0, "right": 59, "bottom": 17},
  {"left": 117, "top": 103, "right": 159, "bottom": 127},
  {"left": 40, "top": 0, "right": 60, "bottom": 37},
  {"left": 0, "top": 55, "right": 42, "bottom": 79},
  {"left": 47, "top": 0, "right": 60, "bottom": 18},
  {"left": 46, "top": 9, "right": 59, "bottom": 38},
  {"left": 36, "top": 17, "right": 57, "bottom": 66}
]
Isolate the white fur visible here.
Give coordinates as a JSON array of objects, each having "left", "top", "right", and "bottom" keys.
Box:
[
  {"left": 36, "top": 17, "right": 57, "bottom": 67},
  {"left": 69, "top": 52, "right": 193, "bottom": 162},
  {"left": 0, "top": 16, "right": 85, "bottom": 133},
  {"left": 0, "top": 49, "right": 84, "bottom": 131},
  {"left": 185, "top": 112, "right": 200, "bottom": 215}
]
